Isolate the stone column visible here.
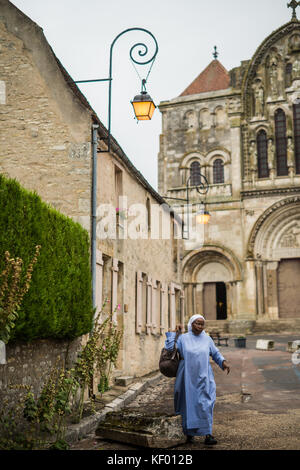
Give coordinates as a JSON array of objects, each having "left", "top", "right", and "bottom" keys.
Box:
[
  {"left": 230, "top": 282, "right": 238, "bottom": 319},
  {"left": 183, "top": 283, "right": 193, "bottom": 319},
  {"left": 96, "top": 250, "right": 103, "bottom": 316},
  {"left": 111, "top": 258, "right": 119, "bottom": 323},
  {"left": 225, "top": 282, "right": 232, "bottom": 319},
  {"left": 192, "top": 283, "right": 197, "bottom": 316},
  {"left": 263, "top": 262, "right": 268, "bottom": 315},
  {"left": 266, "top": 261, "right": 279, "bottom": 320},
  {"left": 255, "top": 260, "right": 264, "bottom": 317}
]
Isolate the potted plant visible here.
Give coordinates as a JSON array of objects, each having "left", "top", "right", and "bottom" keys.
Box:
[{"left": 234, "top": 336, "right": 246, "bottom": 348}]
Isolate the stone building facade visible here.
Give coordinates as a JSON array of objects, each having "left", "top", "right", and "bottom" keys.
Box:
[
  {"left": 0, "top": 0, "right": 183, "bottom": 395},
  {"left": 158, "top": 15, "right": 300, "bottom": 332}
]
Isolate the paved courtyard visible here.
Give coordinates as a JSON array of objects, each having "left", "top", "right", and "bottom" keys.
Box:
[{"left": 70, "top": 334, "right": 300, "bottom": 451}]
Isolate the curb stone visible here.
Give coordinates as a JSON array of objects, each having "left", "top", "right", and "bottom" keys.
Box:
[{"left": 65, "top": 371, "right": 162, "bottom": 444}]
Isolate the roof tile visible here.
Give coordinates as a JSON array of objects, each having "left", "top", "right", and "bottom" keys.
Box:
[{"left": 180, "top": 59, "right": 230, "bottom": 96}]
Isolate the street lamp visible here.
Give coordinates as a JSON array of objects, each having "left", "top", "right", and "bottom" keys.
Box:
[
  {"left": 74, "top": 28, "right": 158, "bottom": 315},
  {"left": 195, "top": 207, "right": 210, "bottom": 225},
  {"left": 164, "top": 174, "right": 210, "bottom": 239},
  {"left": 75, "top": 27, "right": 158, "bottom": 151},
  {"left": 131, "top": 79, "right": 156, "bottom": 121}
]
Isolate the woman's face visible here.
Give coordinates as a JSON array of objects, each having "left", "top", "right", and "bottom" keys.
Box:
[{"left": 191, "top": 318, "right": 205, "bottom": 335}]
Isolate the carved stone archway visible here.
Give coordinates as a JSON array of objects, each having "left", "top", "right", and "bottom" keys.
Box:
[
  {"left": 246, "top": 197, "right": 300, "bottom": 319},
  {"left": 247, "top": 196, "right": 300, "bottom": 258},
  {"left": 182, "top": 244, "right": 243, "bottom": 321}
]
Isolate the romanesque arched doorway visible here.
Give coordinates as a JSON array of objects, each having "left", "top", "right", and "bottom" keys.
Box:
[
  {"left": 247, "top": 196, "right": 300, "bottom": 319},
  {"left": 182, "top": 245, "right": 243, "bottom": 322}
]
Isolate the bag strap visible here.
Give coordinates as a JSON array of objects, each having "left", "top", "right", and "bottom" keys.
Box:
[
  {"left": 174, "top": 330, "right": 181, "bottom": 344},
  {"left": 170, "top": 330, "right": 181, "bottom": 359}
]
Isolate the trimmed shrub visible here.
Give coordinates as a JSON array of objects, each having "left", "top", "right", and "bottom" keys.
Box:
[{"left": 0, "top": 175, "right": 93, "bottom": 342}]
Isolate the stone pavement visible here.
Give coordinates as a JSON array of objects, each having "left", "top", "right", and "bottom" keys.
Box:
[{"left": 70, "top": 334, "right": 300, "bottom": 451}]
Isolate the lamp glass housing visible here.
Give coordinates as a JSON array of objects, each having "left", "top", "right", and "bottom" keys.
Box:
[
  {"left": 131, "top": 91, "right": 156, "bottom": 121},
  {"left": 196, "top": 210, "right": 210, "bottom": 225}
]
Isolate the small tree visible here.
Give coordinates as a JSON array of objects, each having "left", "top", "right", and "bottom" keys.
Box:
[{"left": 0, "top": 246, "right": 41, "bottom": 344}]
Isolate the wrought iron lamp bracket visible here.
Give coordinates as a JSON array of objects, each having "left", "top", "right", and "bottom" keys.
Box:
[{"left": 75, "top": 28, "right": 158, "bottom": 153}]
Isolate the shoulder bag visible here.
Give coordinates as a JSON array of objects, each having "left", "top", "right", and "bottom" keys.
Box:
[{"left": 159, "top": 331, "right": 181, "bottom": 377}]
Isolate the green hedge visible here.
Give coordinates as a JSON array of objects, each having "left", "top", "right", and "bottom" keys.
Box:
[{"left": 0, "top": 175, "right": 93, "bottom": 342}]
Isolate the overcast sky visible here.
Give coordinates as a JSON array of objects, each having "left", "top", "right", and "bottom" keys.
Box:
[{"left": 11, "top": 0, "right": 291, "bottom": 190}]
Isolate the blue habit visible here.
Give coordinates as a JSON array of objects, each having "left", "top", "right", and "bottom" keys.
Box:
[{"left": 165, "top": 330, "right": 225, "bottom": 436}]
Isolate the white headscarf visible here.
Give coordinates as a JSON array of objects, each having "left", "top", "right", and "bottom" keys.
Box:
[{"left": 187, "top": 314, "right": 206, "bottom": 332}]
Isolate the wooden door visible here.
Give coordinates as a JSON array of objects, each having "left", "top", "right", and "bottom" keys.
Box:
[
  {"left": 278, "top": 258, "right": 300, "bottom": 318},
  {"left": 203, "top": 282, "right": 217, "bottom": 320}
]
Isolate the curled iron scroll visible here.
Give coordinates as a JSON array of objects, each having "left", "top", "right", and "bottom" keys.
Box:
[
  {"left": 129, "top": 30, "right": 159, "bottom": 65},
  {"left": 110, "top": 27, "right": 158, "bottom": 71},
  {"left": 195, "top": 175, "right": 209, "bottom": 195},
  {"left": 187, "top": 175, "right": 209, "bottom": 195}
]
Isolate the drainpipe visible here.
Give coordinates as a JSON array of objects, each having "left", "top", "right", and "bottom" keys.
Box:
[{"left": 91, "top": 123, "right": 99, "bottom": 329}]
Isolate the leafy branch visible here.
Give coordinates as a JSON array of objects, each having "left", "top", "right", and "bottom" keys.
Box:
[{"left": 0, "top": 246, "right": 41, "bottom": 343}]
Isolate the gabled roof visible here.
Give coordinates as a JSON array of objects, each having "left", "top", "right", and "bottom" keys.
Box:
[{"left": 180, "top": 59, "right": 230, "bottom": 96}]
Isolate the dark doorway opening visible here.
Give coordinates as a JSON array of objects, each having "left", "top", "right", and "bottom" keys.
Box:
[
  {"left": 203, "top": 282, "right": 227, "bottom": 320},
  {"left": 216, "top": 282, "right": 227, "bottom": 320}
]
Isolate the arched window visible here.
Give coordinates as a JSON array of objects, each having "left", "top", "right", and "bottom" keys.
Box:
[
  {"left": 213, "top": 159, "right": 224, "bottom": 184},
  {"left": 286, "top": 63, "right": 292, "bottom": 88},
  {"left": 257, "top": 130, "right": 269, "bottom": 178},
  {"left": 275, "top": 109, "right": 288, "bottom": 176},
  {"left": 293, "top": 102, "right": 300, "bottom": 174},
  {"left": 190, "top": 161, "right": 201, "bottom": 186}
]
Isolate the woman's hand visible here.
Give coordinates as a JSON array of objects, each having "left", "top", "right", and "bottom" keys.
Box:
[
  {"left": 222, "top": 360, "right": 230, "bottom": 374},
  {"left": 175, "top": 324, "right": 184, "bottom": 333}
]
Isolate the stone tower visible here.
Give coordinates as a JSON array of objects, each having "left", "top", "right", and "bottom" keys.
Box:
[{"left": 158, "top": 16, "right": 300, "bottom": 332}]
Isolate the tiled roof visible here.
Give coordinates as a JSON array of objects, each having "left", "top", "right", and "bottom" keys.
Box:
[{"left": 180, "top": 59, "right": 230, "bottom": 96}]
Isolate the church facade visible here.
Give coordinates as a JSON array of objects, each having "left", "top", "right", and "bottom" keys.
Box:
[{"left": 158, "top": 14, "right": 300, "bottom": 332}]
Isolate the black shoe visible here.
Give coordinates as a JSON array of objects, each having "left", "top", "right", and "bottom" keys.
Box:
[
  {"left": 186, "top": 435, "right": 194, "bottom": 443},
  {"left": 204, "top": 434, "right": 217, "bottom": 445}
]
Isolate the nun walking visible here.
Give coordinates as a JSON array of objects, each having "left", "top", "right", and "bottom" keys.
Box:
[{"left": 164, "top": 314, "right": 230, "bottom": 445}]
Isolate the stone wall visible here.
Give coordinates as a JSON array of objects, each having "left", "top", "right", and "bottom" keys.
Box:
[
  {"left": 96, "top": 151, "right": 182, "bottom": 378},
  {"left": 0, "top": 336, "right": 83, "bottom": 403},
  {"left": 0, "top": 10, "right": 92, "bottom": 230}
]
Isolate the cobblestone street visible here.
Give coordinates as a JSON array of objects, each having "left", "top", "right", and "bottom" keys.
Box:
[{"left": 70, "top": 334, "right": 300, "bottom": 451}]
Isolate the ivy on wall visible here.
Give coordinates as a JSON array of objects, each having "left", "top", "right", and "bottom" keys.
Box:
[{"left": 0, "top": 175, "right": 93, "bottom": 342}]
